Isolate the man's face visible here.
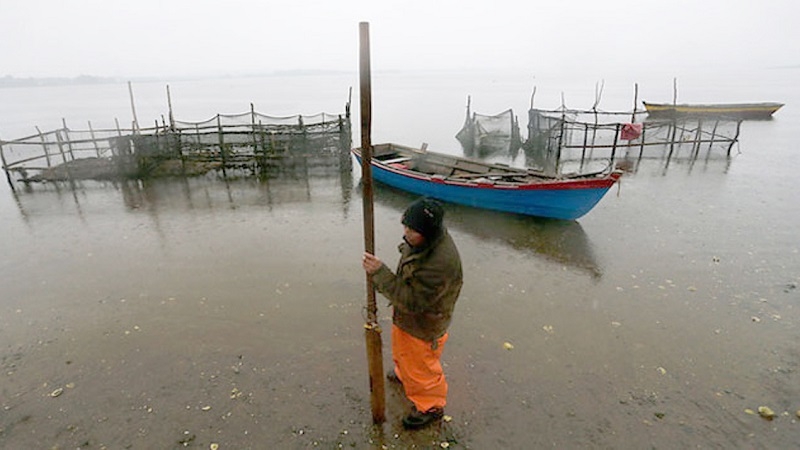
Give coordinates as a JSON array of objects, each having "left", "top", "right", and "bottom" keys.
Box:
[{"left": 403, "top": 226, "right": 426, "bottom": 247}]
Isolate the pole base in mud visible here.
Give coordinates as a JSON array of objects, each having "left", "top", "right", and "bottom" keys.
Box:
[{"left": 365, "top": 322, "right": 386, "bottom": 424}]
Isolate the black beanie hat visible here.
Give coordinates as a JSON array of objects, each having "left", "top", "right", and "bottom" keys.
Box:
[{"left": 402, "top": 197, "right": 444, "bottom": 239}]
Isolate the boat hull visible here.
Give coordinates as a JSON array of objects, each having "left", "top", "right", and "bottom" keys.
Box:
[
  {"left": 643, "top": 101, "right": 783, "bottom": 120},
  {"left": 353, "top": 145, "right": 620, "bottom": 220}
]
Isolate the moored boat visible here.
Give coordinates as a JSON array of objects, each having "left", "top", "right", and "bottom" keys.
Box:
[
  {"left": 352, "top": 143, "right": 622, "bottom": 220},
  {"left": 643, "top": 101, "right": 783, "bottom": 120}
]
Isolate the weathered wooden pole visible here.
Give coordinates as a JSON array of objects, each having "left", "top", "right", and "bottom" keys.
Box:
[
  {"left": 359, "top": 21, "right": 386, "bottom": 425},
  {"left": 672, "top": 77, "right": 678, "bottom": 106},
  {"left": 691, "top": 119, "right": 703, "bottom": 159},
  {"left": 61, "top": 118, "right": 76, "bottom": 161},
  {"left": 88, "top": 121, "right": 102, "bottom": 157},
  {"left": 35, "top": 126, "right": 52, "bottom": 167},
  {"left": 610, "top": 123, "right": 620, "bottom": 163},
  {"left": 0, "top": 139, "right": 14, "bottom": 190},
  {"left": 166, "top": 84, "right": 175, "bottom": 131},
  {"left": 727, "top": 120, "right": 742, "bottom": 157},
  {"left": 128, "top": 81, "right": 140, "bottom": 132}
]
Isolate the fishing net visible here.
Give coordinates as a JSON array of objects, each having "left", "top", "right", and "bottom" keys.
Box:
[
  {"left": 524, "top": 107, "right": 742, "bottom": 174},
  {"left": 456, "top": 108, "right": 521, "bottom": 158},
  {"left": 1, "top": 109, "right": 351, "bottom": 185}
]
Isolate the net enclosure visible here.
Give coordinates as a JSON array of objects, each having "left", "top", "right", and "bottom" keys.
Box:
[
  {"left": 455, "top": 101, "right": 522, "bottom": 159},
  {"left": 1, "top": 105, "right": 352, "bottom": 188}
]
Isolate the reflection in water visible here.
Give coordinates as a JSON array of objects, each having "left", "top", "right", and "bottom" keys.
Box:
[
  {"left": 370, "top": 183, "right": 602, "bottom": 278},
  {"left": 9, "top": 162, "right": 354, "bottom": 229},
  {"left": 11, "top": 156, "right": 353, "bottom": 214}
]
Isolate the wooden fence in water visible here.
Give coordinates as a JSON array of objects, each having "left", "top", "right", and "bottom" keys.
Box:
[
  {"left": 520, "top": 82, "right": 743, "bottom": 175},
  {"left": 525, "top": 107, "right": 742, "bottom": 174},
  {"left": 0, "top": 103, "right": 352, "bottom": 190}
]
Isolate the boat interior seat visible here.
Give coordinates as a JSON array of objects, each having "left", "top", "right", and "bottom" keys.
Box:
[{"left": 381, "top": 156, "right": 411, "bottom": 165}]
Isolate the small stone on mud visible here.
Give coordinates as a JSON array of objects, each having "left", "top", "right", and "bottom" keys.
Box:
[
  {"left": 758, "top": 406, "right": 775, "bottom": 420},
  {"left": 50, "top": 388, "right": 63, "bottom": 398},
  {"left": 503, "top": 342, "right": 514, "bottom": 350}
]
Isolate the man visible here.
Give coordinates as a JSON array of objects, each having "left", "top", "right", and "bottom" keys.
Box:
[{"left": 362, "top": 197, "right": 463, "bottom": 429}]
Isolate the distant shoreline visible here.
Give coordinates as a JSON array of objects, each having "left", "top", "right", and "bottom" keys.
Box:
[
  {"left": 0, "top": 75, "right": 124, "bottom": 88},
  {"left": 0, "top": 70, "right": 355, "bottom": 88}
]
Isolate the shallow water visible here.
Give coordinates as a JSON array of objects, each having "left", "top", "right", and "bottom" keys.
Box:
[{"left": 1, "top": 68, "right": 799, "bottom": 448}]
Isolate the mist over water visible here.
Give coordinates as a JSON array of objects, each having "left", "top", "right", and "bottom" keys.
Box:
[{"left": 1, "top": 67, "right": 799, "bottom": 448}]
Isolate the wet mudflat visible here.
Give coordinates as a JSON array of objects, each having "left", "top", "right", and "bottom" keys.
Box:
[
  {"left": 1, "top": 146, "right": 799, "bottom": 449},
  {"left": 1, "top": 69, "right": 800, "bottom": 448}
]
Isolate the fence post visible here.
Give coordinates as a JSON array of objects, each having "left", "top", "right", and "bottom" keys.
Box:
[
  {"left": 128, "top": 81, "right": 140, "bottom": 132},
  {"left": 610, "top": 123, "right": 620, "bottom": 163},
  {"left": 250, "top": 103, "right": 259, "bottom": 171},
  {"left": 88, "top": 121, "right": 102, "bottom": 157},
  {"left": 35, "top": 126, "right": 53, "bottom": 168},
  {"left": 691, "top": 119, "right": 703, "bottom": 159},
  {"left": 217, "top": 115, "right": 227, "bottom": 167},
  {"left": 61, "top": 118, "right": 76, "bottom": 161},
  {"left": 0, "top": 139, "right": 15, "bottom": 190},
  {"left": 707, "top": 120, "right": 719, "bottom": 154},
  {"left": 54, "top": 129, "right": 74, "bottom": 181},
  {"left": 166, "top": 84, "right": 175, "bottom": 131},
  {"left": 727, "top": 120, "right": 742, "bottom": 157},
  {"left": 638, "top": 124, "right": 646, "bottom": 164}
]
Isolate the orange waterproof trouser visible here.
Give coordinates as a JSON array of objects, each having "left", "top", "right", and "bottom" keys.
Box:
[{"left": 391, "top": 324, "right": 448, "bottom": 412}]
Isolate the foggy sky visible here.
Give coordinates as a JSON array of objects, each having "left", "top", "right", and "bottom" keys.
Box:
[{"left": 1, "top": 0, "right": 797, "bottom": 79}]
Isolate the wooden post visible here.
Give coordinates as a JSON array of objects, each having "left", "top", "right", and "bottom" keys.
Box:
[
  {"left": 672, "top": 78, "right": 678, "bottom": 106},
  {"left": 54, "top": 129, "right": 74, "bottom": 181},
  {"left": 166, "top": 84, "right": 175, "bottom": 131},
  {"left": 610, "top": 123, "right": 620, "bottom": 163},
  {"left": 555, "top": 109, "right": 565, "bottom": 175},
  {"left": 667, "top": 120, "right": 678, "bottom": 160},
  {"left": 217, "top": 115, "right": 227, "bottom": 166},
  {"left": 580, "top": 123, "right": 588, "bottom": 170},
  {"left": 128, "top": 81, "right": 140, "bottom": 132},
  {"left": 727, "top": 120, "right": 742, "bottom": 157},
  {"left": 0, "top": 139, "right": 14, "bottom": 190},
  {"left": 154, "top": 119, "right": 161, "bottom": 151},
  {"left": 250, "top": 103, "right": 261, "bottom": 172},
  {"left": 691, "top": 119, "right": 703, "bottom": 159},
  {"left": 359, "top": 21, "right": 386, "bottom": 425},
  {"left": 706, "top": 120, "right": 719, "bottom": 160},
  {"left": 638, "top": 124, "right": 646, "bottom": 164},
  {"left": 35, "top": 126, "right": 52, "bottom": 167},
  {"left": 61, "top": 119, "right": 76, "bottom": 161},
  {"left": 195, "top": 123, "right": 202, "bottom": 149},
  {"left": 88, "top": 121, "right": 102, "bottom": 157}
]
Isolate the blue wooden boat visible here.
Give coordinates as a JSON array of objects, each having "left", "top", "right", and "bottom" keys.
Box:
[{"left": 352, "top": 143, "right": 622, "bottom": 220}]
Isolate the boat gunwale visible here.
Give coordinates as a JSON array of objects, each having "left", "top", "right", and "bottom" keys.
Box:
[
  {"left": 352, "top": 144, "right": 621, "bottom": 192},
  {"left": 642, "top": 101, "right": 784, "bottom": 114}
]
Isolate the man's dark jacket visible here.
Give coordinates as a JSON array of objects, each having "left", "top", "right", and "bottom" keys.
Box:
[{"left": 372, "top": 228, "right": 463, "bottom": 342}]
